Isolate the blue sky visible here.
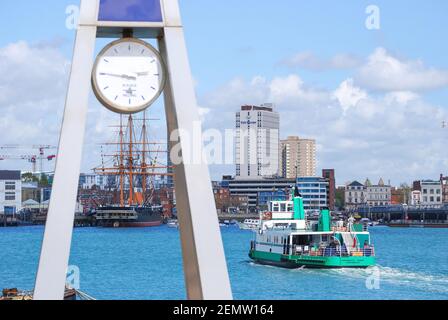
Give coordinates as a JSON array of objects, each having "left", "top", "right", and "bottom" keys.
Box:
[{"left": 0, "top": 0, "right": 447, "bottom": 185}]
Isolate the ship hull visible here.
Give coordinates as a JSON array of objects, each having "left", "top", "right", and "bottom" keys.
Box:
[
  {"left": 95, "top": 206, "right": 163, "bottom": 228},
  {"left": 249, "top": 250, "right": 375, "bottom": 269}
]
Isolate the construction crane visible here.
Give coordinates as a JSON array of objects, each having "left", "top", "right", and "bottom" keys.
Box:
[{"left": 0, "top": 145, "right": 57, "bottom": 173}]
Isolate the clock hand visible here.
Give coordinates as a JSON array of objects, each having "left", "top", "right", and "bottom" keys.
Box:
[
  {"left": 99, "top": 72, "right": 137, "bottom": 80},
  {"left": 134, "top": 71, "right": 150, "bottom": 77}
]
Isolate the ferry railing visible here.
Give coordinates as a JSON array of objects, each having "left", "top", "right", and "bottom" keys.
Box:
[{"left": 291, "top": 245, "right": 375, "bottom": 258}]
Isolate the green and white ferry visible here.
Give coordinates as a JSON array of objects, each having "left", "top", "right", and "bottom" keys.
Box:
[{"left": 249, "top": 189, "right": 376, "bottom": 269}]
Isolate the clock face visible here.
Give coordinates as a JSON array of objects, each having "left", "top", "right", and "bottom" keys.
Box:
[{"left": 92, "top": 38, "right": 166, "bottom": 114}]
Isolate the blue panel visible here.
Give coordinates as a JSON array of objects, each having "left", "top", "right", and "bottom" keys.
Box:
[{"left": 98, "top": 0, "right": 163, "bottom": 22}]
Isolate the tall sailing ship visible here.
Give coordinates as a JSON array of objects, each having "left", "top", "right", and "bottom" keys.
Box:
[{"left": 93, "top": 112, "right": 173, "bottom": 228}]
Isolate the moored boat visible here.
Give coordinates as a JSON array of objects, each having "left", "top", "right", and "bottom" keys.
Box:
[
  {"left": 167, "top": 219, "right": 179, "bottom": 228},
  {"left": 249, "top": 188, "right": 376, "bottom": 269},
  {"left": 238, "top": 219, "right": 260, "bottom": 230}
]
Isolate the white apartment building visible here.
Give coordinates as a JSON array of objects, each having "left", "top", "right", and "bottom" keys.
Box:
[
  {"left": 0, "top": 171, "right": 22, "bottom": 214},
  {"left": 345, "top": 178, "right": 391, "bottom": 208},
  {"left": 411, "top": 190, "right": 422, "bottom": 205},
  {"left": 235, "top": 104, "right": 280, "bottom": 180},
  {"left": 79, "top": 173, "right": 109, "bottom": 190},
  {"left": 280, "top": 136, "right": 316, "bottom": 178},
  {"left": 345, "top": 181, "right": 366, "bottom": 209},
  {"left": 365, "top": 178, "right": 392, "bottom": 207},
  {"left": 420, "top": 180, "right": 443, "bottom": 205}
]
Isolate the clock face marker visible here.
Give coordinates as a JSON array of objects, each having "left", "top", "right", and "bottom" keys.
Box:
[{"left": 93, "top": 39, "right": 165, "bottom": 114}]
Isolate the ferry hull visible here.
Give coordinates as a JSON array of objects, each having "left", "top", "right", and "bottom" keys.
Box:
[{"left": 249, "top": 250, "right": 376, "bottom": 269}]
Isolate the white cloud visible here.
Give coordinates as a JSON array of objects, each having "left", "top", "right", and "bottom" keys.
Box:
[
  {"left": 333, "top": 79, "right": 368, "bottom": 114},
  {"left": 0, "top": 41, "right": 69, "bottom": 171},
  {"left": 281, "top": 51, "right": 362, "bottom": 71},
  {"left": 355, "top": 47, "right": 448, "bottom": 92},
  {"left": 199, "top": 73, "right": 448, "bottom": 184},
  {"left": 1, "top": 40, "right": 447, "bottom": 185}
]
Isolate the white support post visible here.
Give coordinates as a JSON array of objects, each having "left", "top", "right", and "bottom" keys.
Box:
[
  {"left": 33, "top": 1, "right": 98, "bottom": 300},
  {"left": 160, "top": 0, "right": 233, "bottom": 300}
]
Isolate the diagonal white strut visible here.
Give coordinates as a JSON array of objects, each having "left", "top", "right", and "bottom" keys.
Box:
[
  {"left": 34, "top": 0, "right": 232, "bottom": 300},
  {"left": 33, "top": 0, "right": 98, "bottom": 300}
]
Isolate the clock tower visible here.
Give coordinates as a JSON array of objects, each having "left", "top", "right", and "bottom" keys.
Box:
[{"left": 34, "top": 0, "right": 232, "bottom": 300}]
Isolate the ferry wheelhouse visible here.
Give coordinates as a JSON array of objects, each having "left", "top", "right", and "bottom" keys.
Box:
[{"left": 249, "top": 189, "right": 376, "bottom": 268}]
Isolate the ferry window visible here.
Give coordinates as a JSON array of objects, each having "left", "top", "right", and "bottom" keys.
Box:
[
  {"left": 287, "top": 203, "right": 293, "bottom": 211},
  {"left": 280, "top": 203, "right": 286, "bottom": 212},
  {"left": 272, "top": 203, "right": 279, "bottom": 212},
  {"left": 322, "top": 235, "right": 328, "bottom": 242},
  {"left": 292, "top": 235, "right": 312, "bottom": 245}
]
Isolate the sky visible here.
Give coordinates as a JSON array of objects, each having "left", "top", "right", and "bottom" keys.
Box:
[{"left": 0, "top": 0, "right": 447, "bottom": 186}]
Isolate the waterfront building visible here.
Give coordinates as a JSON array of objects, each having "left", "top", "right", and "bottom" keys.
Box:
[
  {"left": 345, "top": 179, "right": 392, "bottom": 209},
  {"left": 235, "top": 104, "right": 280, "bottom": 180},
  {"left": 258, "top": 190, "right": 288, "bottom": 209},
  {"left": 420, "top": 180, "right": 443, "bottom": 206},
  {"left": 0, "top": 170, "right": 22, "bottom": 215},
  {"left": 365, "top": 178, "right": 392, "bottom": 207},
  {"left": 224, "top": 175, "right": 329, "bottom": 212},
  {"left": 22, "top": 182, "right": 40, "bottom": 203},
  {"left": 391, "top": 187, "right": 404, "bottom": 205},
  {"left": 296, "top": 177, "right": 329, "bottom": 210},
  {"left": 279, "top": 136, "right": 316, "bottom": 178},
  {"left": 213, "top": 182, "right": 249, "bottom": 214},
  {"left": 345, "top": 181, "right": 366, "bottom": 209},
  {"left": 224, "top": 176, "right": 295, "bottom": 212},
  {"left": 322, "top": 169, "right": 336, "bottom": 210},
  {"left": 410, "top": 190, "right": 422, "bottom": 206},
  {"left": 440, "top": 174, "right": 448, "bottom": 204},
  {"left": 79, "top": 173, "right": 109, "bottom": 190}
]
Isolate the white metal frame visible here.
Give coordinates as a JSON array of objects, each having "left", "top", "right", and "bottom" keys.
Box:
[{"left": 33, "top": 0, "right": 232, "bottom": 300}]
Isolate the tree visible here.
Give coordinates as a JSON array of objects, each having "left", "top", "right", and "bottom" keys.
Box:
[
  {"left": 335, "top": 188, "right": 345, "bottom": 210},
  {"left": 39, "top": 174, "right": 50, "bottom": 188},
  {"left": 22, "top": 172, "right": 39, "bottom": 183},
  {"left": 400, "top": 183, "right": 412, "bottom": 205}
]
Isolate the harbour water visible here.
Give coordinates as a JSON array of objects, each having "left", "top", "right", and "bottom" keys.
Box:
[{"left": 0, "top": 226, "right": 447, "bottom": 300}]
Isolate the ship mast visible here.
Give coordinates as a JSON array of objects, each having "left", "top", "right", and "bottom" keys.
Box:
[
  {"left": 92, "top": 112, "right": 174, "bottom": 209},
  {"left": 119, "top": 115, "right": 125, "bottom": 207},
  {"left": 142, "top": 111, "right": 147, "bottom": 199},
  {"left": 128, "top": 115, "right": 134, "bottom": 206}
]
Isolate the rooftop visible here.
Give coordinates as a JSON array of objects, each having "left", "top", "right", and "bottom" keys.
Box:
[
  {"left": 0, "top": 170, "right": 21, "bottom": 180},
  {"left": 240, "top": 104, "right": 274, "bottom": 112}
]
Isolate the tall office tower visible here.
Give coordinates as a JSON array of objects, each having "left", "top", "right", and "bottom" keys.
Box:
[
  {"left": 235, "top": 104, "right": 280, "bottom": 180},
  {"left": 280, "top": 136, "right": 316, "bottom": 178}
]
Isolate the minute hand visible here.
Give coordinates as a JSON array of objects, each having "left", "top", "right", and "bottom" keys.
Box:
[{"left": 100, "top": 72, "right": 137, "bottom": 80}]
